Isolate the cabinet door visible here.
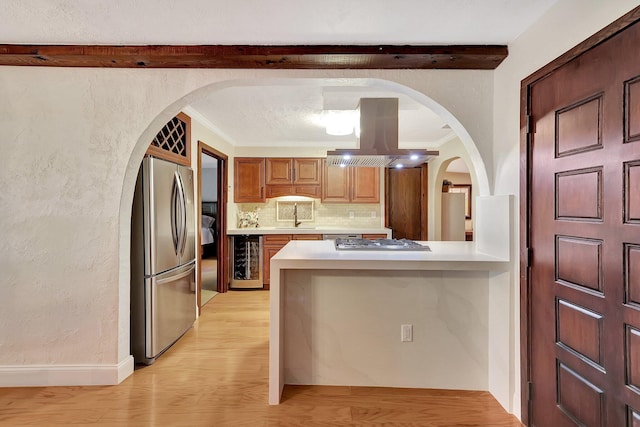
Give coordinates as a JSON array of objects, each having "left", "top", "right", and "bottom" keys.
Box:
[
  {"left": 321, "top": 159, "right": 350, "bottom": 203},
  {"left": 351, "top": 167, "right": 380, "bottom": 203},
  {"left": 266, "top": 158, "right": 293, "bottom": 185},
  {"left": 234, "top": 158, "right": 265, "bottom": 203},
  {"left": 293, "top": 158, "right": 321, "bottom": 185},
  {"left": 262, "top": 234, "right": 292, "bottom": 288},
  {"left": 262, "top": 246, "right": 282, "bottom": 288}
]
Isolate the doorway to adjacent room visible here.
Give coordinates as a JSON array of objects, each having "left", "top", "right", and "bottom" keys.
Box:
[{"left": 198, "top": 141, "right": 228, "bottom": 312}]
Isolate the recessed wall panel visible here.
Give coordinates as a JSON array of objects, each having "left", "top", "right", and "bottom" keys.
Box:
[
  {"left": 556, "top": 95, "right": 602, "bottom": 156},
  {"left": 626, "top": 325, "right": 640, "bottom": 394},
  {"left": 557, "top": 362, "right": 604, "bottom": 427},
  {"left": 556, "top": 236, "right": 603, "bottom": 293},
  {"left": 628, "top": 406, "right": 640, "bottom": 427},
  {"left": 625, "top": 161, "right": 640, "bottom": 223},
  {"left": 556, "top": 168, "right": 603, "bottom": 221},
  {"left": 626, "top": 244, "right": 640, "bottom": 308},
  {"left": 625, "top": 76, "right": 640, "bottom": 143},
  {"left": 556, "top": 299, "right": 603, "bottom": 367}
]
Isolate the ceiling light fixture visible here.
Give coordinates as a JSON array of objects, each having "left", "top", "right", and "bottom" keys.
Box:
[{"left": 324, "top": 110, "right": 358, "bottom": 136}]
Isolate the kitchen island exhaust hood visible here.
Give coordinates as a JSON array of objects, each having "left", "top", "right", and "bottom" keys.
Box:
[{"left": 326, "top": 98, "right": 439, "bottom": 168}]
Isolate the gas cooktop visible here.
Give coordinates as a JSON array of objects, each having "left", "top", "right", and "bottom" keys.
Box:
[{"left": 334, "top": 238, "right": 431, "bottom": 251}]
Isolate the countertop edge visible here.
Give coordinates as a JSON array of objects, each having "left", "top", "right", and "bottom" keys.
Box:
[{"left": 227, "top": 227, "right": 392, "bottom": 235}]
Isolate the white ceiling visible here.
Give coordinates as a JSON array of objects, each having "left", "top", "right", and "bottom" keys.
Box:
[
  {"left": 1, "top": 0, "right": 559, "bottom": 150},
  {"left": 187, "top": 82, "right": 459, "bottom": 149},
  {"left": 0, "top": 1, "right": 557, "bottom": 45}
]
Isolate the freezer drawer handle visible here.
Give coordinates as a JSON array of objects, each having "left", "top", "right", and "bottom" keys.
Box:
[{"left": 155, "top": 264, "right": 195, "bottom": 285}]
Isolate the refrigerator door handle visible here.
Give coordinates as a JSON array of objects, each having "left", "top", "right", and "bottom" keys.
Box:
[
  {"left": 170, "top": 172, "right": 181, "bottom": 255},
  {"left": 175, "top": 172, "right": 187, "bottom": 257}
]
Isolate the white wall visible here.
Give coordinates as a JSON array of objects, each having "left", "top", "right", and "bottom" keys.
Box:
[
  {"left": 201, "top": 168, "right": 218, "bottom": 202},
  {"left": 492, "top": 0, "right": 640, "bottom": 417},
  {"left": 0, "top": 68, "right": 493, "bottom": 387}
]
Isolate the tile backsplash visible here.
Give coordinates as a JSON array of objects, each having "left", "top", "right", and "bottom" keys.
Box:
[{"left": 237, "top": 198, "right": 382, "bottom": 228}]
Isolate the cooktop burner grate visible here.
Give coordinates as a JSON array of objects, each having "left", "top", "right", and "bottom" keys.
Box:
[{"left": 334, "top": 238, "right": 431, "bottom": 251}]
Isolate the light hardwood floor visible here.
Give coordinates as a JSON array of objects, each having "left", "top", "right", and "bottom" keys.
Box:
[{"left": 0, "top": 291, "right": 523, "bottom": 426}]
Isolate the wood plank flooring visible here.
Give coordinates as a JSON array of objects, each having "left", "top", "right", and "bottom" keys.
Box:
[{"left": 0, "top": 291, "right": 523, "bottom": 426}]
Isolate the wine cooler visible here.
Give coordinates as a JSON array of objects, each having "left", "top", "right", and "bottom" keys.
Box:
[{"left": 230, "top": 235, "right": 263, "bottom": 289}]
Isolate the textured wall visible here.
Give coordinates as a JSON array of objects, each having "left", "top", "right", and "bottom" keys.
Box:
[{"left": 0, "top": 68, "right": 493, "bottom": 375}]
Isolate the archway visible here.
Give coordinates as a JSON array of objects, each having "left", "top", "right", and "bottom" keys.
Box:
[{"left": 116, "top": 77, "right": 492, "bottom": 367}]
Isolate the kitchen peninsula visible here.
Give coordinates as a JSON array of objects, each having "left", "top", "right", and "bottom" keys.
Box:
[{"left": 267, "top": 196, "right": 512, "bottom": 405}]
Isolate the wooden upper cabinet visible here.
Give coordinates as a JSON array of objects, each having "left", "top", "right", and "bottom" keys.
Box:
[
  {"left": 234, "top": 158, "right": 265, "bottom": 203},
  {"left": 266, "top": 158, "right": 321, "bottom": 185},
  {"left": 265, "top": 157, "right": 321, "bottom": 198},
  {"left": 321, "top": 160, "right": 350, "bottom": 202},
  {"left": 293, "top": 158, "right": 322, "bottom": 185},
  {"left": 266, "top": 158, "right": 293, "bottom": 185},
  {"left": 351, "top": 167, "right": 380, "bottom": 203},
  {"left": 321, "top": 159, "right": 380, "bottom": 203}
]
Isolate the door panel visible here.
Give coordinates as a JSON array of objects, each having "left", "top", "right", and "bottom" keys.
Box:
[
  {"left": 147, "top": 157, "right": 181, "bottom": 275},
  {"left": 351, "top": 167, "right": 380, "bottom": 203},
  {"left": 387, "top": 167, "right": 422, "bottom": 240},
  {"left": 147, "top": 261, "right": 196, "bottom": 358},
  {"left": 386, "top": 164, "right": 428, "bottom": 240},
  {"left": 528, "top": 19, "right": 640, "bottom": 427},
  {"left": 178, "top": 164, "right": 195, "bottom": 264}
]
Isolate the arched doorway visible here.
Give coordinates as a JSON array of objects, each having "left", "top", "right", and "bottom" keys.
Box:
[{"left": 117, "top": 76, "right": 492, "bottom": 371}]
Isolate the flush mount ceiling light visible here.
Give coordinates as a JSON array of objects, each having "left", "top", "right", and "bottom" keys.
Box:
[{"left": 323, "top": 110, "right": 359, "bottom": 136}]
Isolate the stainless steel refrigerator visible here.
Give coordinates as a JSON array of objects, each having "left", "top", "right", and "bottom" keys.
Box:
[{"left": 130, "top": 156, "right": 196, "bottom": 365}]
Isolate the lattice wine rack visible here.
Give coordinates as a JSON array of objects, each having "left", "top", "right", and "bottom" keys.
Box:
[{"left": 146, "top": 112, "right": 191, "bottom": 166}]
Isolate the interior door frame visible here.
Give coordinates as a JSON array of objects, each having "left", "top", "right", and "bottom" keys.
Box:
[
  {"left": 197, "top": 140, "right": 229, "bottom": 315},
  {"left": 519, "top": 6, "right": 640, "bottom": 425}
]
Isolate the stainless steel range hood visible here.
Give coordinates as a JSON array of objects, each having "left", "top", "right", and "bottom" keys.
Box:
[{"left": 326, "top": 98, "right": 439, "bottom": 168}]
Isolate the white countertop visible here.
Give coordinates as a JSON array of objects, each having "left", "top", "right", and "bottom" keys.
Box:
[
  {"left": 227, "top": 227, "right": 392, "bottom": 236},
  {"left": 270, "top": 240, "right": 509, "bottom": 270}
]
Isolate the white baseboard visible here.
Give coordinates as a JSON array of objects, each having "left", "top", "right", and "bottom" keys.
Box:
[{"left": 0, "top": 356, "right": 134, "bottom": 387}]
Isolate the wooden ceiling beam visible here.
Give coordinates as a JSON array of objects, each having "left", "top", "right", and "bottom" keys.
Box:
[{"left": 0, "top": 44, "right": 508, "bottom": 69}]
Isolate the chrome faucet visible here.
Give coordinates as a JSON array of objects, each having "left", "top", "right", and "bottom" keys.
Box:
[{"left": 293, "top": 203, "right": 302, "bottom": 227}]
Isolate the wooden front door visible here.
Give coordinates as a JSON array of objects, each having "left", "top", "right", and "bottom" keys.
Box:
[{"left": 526, "top": 18, "right": 640, "bottom": 427}]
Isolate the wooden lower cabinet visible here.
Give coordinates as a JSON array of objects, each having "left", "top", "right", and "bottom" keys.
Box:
[
  {"left": 292, "top": 234, "right": 323, "bottom": 241},
  {"left": 362, "top": 233, "right": 388, "bottom": 240},
  {"left": 263, "top": 233, "right": 322, "bottom": 289}
]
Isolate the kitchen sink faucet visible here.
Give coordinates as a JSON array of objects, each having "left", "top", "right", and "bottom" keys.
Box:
[{"left": 293, "top": 203, "right": 302, "bottom": 227}]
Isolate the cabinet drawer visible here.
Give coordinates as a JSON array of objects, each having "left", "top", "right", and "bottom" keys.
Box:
[
  {"left": 362, "top": 233, "right": 388, "bottom": 240},
  {"left": 292, "top": 234, "right": 323, "bottom": 240},
  {"left": 263, "top": 234, "right": 293, "bottom": 245}
]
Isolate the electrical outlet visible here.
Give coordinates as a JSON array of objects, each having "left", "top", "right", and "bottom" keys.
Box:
[
  {"left": 401, "top": 324, "right": 413, "bottom": 342},
  {"left": 349, "top": 211, "right": 355, "bottom": 219},
  {"left": 371, "top": 211, "right": 376, "bottom": 218}
]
